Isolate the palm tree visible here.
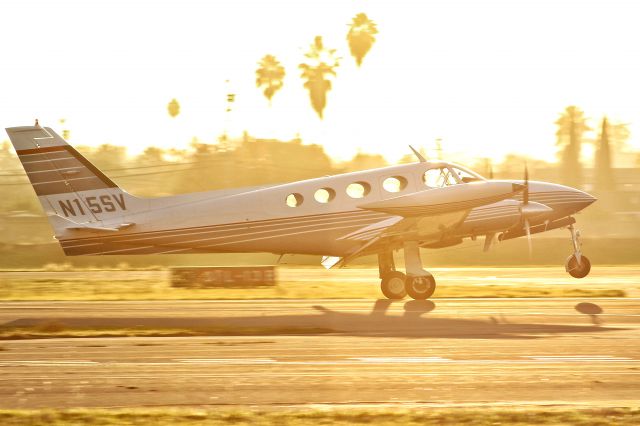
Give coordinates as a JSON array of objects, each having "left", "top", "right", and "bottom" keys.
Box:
[
  {"left": 167, "top": 98, "right": 180, "bottom": 118},
  {"left": 256, "top": 55, "right": 285, "bottom": 105},
  {"left": 347, "top": 13, "right": 378, "bottom": 67},
  {"left": 555, "top": 105, "right": 590, "bottom": 188},
  {"left": 595, "top": 117, "right": 614, "bottom": 192},
  {"left": 299, "top": 36, "right": 340, "bottom": 119}
]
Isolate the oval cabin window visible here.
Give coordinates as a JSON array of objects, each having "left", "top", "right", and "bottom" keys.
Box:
[
  {"left": 346, "top": 182, "right": 371, "bottom": 199},
  {"left": 382, "top": 176, "right": 408, "bottom": 193},
  {"left": 286, "top": 193, "right": 304, "bottom": 207},
  {"left": 314, "top": 188, "right": 336, "bottom": 203}
]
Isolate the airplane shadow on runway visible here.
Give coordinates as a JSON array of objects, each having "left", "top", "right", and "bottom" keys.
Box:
[
  {"left": 2, "top": 300, "right": 622, "bottom": 340},
  {"left": 307, "top": 299, "right": 619, "bottom": 339}
]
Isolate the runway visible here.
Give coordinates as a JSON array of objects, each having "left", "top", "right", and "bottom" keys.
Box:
[{"left": 1, "top": 298, "right": 639, "bottom": 408}]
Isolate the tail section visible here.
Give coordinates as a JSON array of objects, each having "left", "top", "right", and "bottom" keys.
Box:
[{"left": 5, "top": 124, "right": 145, "bottom": 236}]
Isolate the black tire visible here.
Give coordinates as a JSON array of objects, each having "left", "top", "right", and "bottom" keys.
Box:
[
  {"left": 381, "top": 271, "right": 407, "bottom": 300},
  {"left": 405, "top": 274, "right": 436, "bottom": 300},
  {"left": 566, "top": 254, "right": 591, "bottom": 279}
]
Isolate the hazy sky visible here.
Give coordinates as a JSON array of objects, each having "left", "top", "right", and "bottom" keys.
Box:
[{"left": 2, "top": 0, "right": 639, "bottom": 163}]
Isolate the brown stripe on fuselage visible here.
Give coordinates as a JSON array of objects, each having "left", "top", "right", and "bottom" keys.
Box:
[
  {"left": 61, "top": 214, "right": 381, "bottom": 252},
  {"left": 59, "top": 210, "right": 389, "bottom": 246},
  {"left": 61, "top": 219, "right": 372, "bottom": 256}
]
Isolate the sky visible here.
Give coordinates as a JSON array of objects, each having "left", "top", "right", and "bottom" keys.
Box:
[{"left": 1, "top": 0, "right": 640, "bottom": 164}]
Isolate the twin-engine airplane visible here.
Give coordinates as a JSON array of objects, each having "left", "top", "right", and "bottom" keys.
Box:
[{"left": 6, "top": 124, "right": 596, "bottom": 300}]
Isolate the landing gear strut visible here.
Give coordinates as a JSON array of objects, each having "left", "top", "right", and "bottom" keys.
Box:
[
  {"left": 378, "top": 242, "right": 436, "bottom": 300},
  {"left": 565, "top": 223, "right": 591, "bottom": 278},
  {"left": 378, "top": 252, "right": 406, "bottom": 299}
]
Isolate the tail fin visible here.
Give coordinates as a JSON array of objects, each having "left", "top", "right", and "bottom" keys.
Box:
[{"left": 5, "top": 124, "right": 145, "bottom": 235}]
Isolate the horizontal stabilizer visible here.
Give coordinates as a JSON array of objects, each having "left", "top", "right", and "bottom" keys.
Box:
[{"left": 48, "top": 214, "right": 134, "bottom": 234}]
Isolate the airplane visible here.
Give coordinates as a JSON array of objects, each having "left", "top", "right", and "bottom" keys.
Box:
[{"left": 5, "top": 123, "right": 596, "bottom": 300}]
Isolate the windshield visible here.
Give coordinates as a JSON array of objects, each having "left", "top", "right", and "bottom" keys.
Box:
[
  {"left": 422, "top": 167, "right": 458, "bottom": 188},
  {"left": 422, "top": 165, "right": 485, "bottom": 188},
  {"left": 451, "top": 166, "right": 485, "bottom": 183}
]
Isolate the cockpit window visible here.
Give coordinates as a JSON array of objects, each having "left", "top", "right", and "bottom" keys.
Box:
[
  {"left": 423, "top": 167, "right": 458, "bottom": 188},
  {"left": 451, "top": 167, "right": 483, "bottom": 183}
]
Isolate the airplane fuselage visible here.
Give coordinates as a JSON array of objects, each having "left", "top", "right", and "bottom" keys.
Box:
[{"left": 55, "top": 161, "right": 595, "bottom": 257}]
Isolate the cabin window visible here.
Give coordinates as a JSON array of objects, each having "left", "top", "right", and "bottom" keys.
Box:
[
  {"left": 346, "top": 182, "right": 371, "bottom": 199},
  {"left": 423, "top": 167, "right": 457, "bottom": 188},
  {"left": 314, "top": 188, "right": 336, "bottom": 203},
  {"left": 285, "top": 193, "right": 304, "bottom": 207},
  {"left": 382, "top": 176, "right": 408, "bottom": 193}
]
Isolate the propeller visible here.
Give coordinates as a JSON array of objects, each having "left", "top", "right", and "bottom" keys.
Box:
[
  {"left": 522, "top": 164, "right": 532, "bottom": 258},
  {"left": 523, "top": 163, "right": 529, "bottom": 205}
]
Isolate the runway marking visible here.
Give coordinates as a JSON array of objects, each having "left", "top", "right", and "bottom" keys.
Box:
[
  {"left": 0, "top": 360, "right": 98, "bottom": 366},
  {"left": 1, "top": 356, "right": 637, "bottom": 368},
  {"left": 350, "top": 357, "right": 453, "bottom": 363},
  {"left": 173, "top": 357, "right": 456, "bottom": 365},
  {"left": 523, "top": 356, "right": 633, "bottom": 362},
  {"left": 175, "top": 358, "right": 277, "bottom": 364},
  {"left": 3, "top": 372, "right": 640, "bottom": 382}
]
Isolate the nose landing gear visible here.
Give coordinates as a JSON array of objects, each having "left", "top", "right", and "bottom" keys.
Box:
[{"left": 565, "top": 223, "right": 591, "bottom": 278}]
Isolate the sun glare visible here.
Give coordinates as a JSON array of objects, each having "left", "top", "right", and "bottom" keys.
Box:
[{"left": 1, "top": 0, "right": 639, "bottom": 165}]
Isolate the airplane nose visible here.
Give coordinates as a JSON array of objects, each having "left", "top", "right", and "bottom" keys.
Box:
[
  {"left": 568, "top": 187, "right": 597, "bottom": 212},
  {"left": 522, "top": 182, "right": 596, "bottom": 214}
]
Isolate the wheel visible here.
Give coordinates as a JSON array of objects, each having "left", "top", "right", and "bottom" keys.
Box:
[
  {"left": 405, "top": 273, "right": 436, "bottom": 300},
  {"left": 565, "top": 254, "right": 591, "bottom": 278},
  {"left": 381, "top": 271, "right": 407, "bottom": 299}
]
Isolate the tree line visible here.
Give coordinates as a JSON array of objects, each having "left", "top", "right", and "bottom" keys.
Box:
[{"left": 555, "top": 105, "right": 630, "bottom": 192}]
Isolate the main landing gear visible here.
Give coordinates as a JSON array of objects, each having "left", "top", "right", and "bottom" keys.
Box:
[
  {"left": 378, "top": 241, "right": 436, "bottom": 300},
  {"left": 565, "top": 223, "right": 591, "bottom": 278}
]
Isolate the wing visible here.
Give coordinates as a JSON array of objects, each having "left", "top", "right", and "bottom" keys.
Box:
[{"left": 332, "top": 181, "right": 523, "bottom": 267}]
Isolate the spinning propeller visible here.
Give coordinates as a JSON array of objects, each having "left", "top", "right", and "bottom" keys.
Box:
[
  {"left": 522, "top": 165, "right": 532, "bottom": 257},
  {"left": 518, "top": 165, "right": 553, "bottom": 258}
]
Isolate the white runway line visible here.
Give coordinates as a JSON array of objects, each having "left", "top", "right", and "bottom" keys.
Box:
[
  {"left": 349, "top": 357, "right": 453, "bottom": 363},
  {"left": 175, "top": 358, "right": 277, "bottom": 364},
  {"left": 523, "top": 355, "right": 633, "bottom": 362},
  {"left": 174, "top": 357, "right": 455, "bottom": 365},
  {"left": 1, "top": 356, "right": 636, "bottom": 368},
  {"left": 0, "top": 360, "right": 98, "bottom": 366}
]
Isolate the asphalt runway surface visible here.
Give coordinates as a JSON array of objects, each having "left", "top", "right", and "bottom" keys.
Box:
[{"left": 1, "top": 298, "right": 639, "bottom": 409}]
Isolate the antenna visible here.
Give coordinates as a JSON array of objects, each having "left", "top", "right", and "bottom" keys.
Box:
[{"left": 409, "top": 145, "right": 426, "bottom": 163}]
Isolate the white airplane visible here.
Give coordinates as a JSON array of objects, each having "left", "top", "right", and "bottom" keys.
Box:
[{"left": 6, "top": 123, "right": 596, "bottom": 300}]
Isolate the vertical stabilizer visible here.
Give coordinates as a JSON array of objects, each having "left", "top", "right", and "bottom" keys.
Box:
[{"left": 5, "top": 124, "right": 146, "bottom": 235}]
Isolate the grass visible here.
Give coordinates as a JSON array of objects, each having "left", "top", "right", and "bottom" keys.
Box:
[
  {"left": 0, "top": 267, "right": 628, "bottom": 301},
  {"left": 0, "top": 320, "right": 334, "bottom": 340},
  {"left": 0, "top": 407, "right": 639, "bottom": 425}
]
